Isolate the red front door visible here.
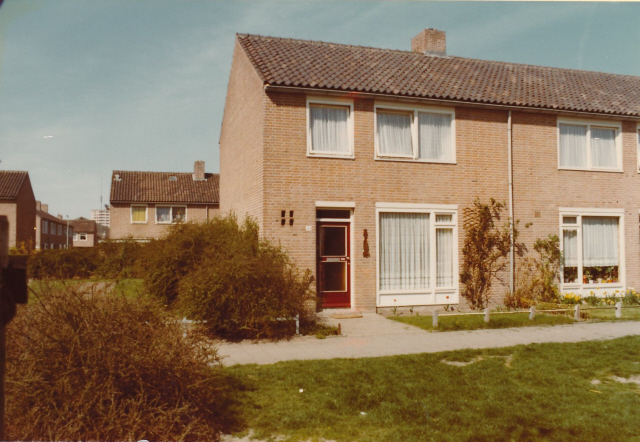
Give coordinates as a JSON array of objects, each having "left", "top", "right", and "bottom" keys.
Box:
[{"left": 317, "top": 222, "right": 351, "bottom": 308}]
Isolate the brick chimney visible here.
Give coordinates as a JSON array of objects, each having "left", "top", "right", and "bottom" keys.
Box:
[
  {"left": 193, "top": 160, "right": 205, "bottom": 181},
  {"left": 36, "top": 201, "right": 41, "bottom": 211},
  {"left": 41, "top": 203, "right": 48, "bottom": 213},
  {"left": 411, "top": 28, "right": 446, "bottom": 56}
]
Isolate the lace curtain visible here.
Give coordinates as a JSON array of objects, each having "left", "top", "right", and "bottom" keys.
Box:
[
  {"left": 559, "top": 124, "right": 587, "bottom": 168},
  {"left": 590, "top": 128, "right": 617, "bottom": 168},
  {"left": 379, "top": 213, "right": 429, "bottom": 290},
  {"left": 436, "top": 228, "right": 454, "bottom": 287},
  {"left": 377, "top": 111, "right": 412, "bottom": 156},
  {"left": 583, "top": 217, "right": 619, "bottom": 266},
  {"left": 310, "top": 106, "right": 349, "bottom": 153},
  {"left": 419, "top": 112, "right": 452, "bottom": 161}
]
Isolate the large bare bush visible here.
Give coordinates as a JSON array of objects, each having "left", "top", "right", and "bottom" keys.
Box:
[{"left": 5, "top": 283, "right": 241, "bottom": 441}]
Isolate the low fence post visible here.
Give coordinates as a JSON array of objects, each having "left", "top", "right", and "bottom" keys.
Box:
[
  {"left": 484, "top": 308, "right": 490, "bottom": 323},
  {"left": 295, "top": 314, "right": 299, "bottom": 335},
  {"left": 574, "top": 304, "right": 581, "bottom": 321},
  {"left": 615, "top": 302, "right": 622, "bottom": 319},
  {"left": 529, "top": 306, "right": 536, "bottom": 320},
  {"left": 432, "top": 310, "right": 438, "bottom": 328}
]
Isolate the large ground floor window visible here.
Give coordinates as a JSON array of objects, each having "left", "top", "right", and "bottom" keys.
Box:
[
  {"left": 561, "top": 212, "right": 623, "bottom": 289},
  {"left": 377, "top": 204, "right": 458, "bottom": 306}
]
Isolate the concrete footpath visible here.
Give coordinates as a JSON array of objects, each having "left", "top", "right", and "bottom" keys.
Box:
[{"left": 217, "top": 313, "right": 640, "bottom": 366}]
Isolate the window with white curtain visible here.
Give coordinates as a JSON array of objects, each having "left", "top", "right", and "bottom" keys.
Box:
[
  {"left": 308, "top": 102, "right": 352, "bottom": 156},
  {"left": 378, "top": 209, "right": 456, "bottom": 295},
  {"left": 561, "top": 214, "right": 621, "bottom": 285},
  {"left": 375, "top": 106, "right": 454, "bottom": 162},
  {"left": 558, "top": 122, "right": 620, "bottom": 171},
  {"left": 156, "top": 206, "right": 187, "bottom": 224}
]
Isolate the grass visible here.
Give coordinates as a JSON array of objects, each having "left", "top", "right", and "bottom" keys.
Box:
[
  {"left": 228, "top": 336, "right": 640, "bottom": 442},
  {"left": 391, "top": 312, "right": 575, "bottom": 332},
  {"left": 585, "top": 306, "right": 640, "bottom": 321}
]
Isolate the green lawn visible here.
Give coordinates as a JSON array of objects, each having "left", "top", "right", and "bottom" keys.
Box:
[
  {"left": 585, "top": 306, "right": 640, "bottom": 321},
  {"left": 228, "top": 337, "right": 640, "bottom": 442},
  {"left": 391, "top": 312, "right": 575, "bottom": 332}
]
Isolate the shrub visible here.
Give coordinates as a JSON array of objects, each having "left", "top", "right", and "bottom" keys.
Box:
[
  {"left": 5, "top": 283, "right": 241, "bottom": 441},
  {"left": 95, "top": 239, "right": 144, "bottom": 278},
  {"left": 142, "top": 215, "right": 316, "bottom": 340},
  {"left": 28, "top": 247, "right": 99, "bottom": 279},
  {"left": 505, "top": 235, "right": 562, "bottom": 309},
  {"left": 460, "top": 199, "right": 523, "bottom": 310}
]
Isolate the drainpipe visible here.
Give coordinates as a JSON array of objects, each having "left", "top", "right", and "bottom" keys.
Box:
[{"left": 508, "top": 111, "right": 514, "bottom": 294}]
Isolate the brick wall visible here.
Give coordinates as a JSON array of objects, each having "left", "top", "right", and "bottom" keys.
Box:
[
  {"left": 110, "top": 203, "right": 219, "bottom": 240},
  {"left": 0, "top": 178, "right": 36, "bottom": 250},
  {"left": 260, "top": 92, "right": 513, "bottom": 310},
  {"left": 219, "top": 40, "right": 265, "bottom": 230}
]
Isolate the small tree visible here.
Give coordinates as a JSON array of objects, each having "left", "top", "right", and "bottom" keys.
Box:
[{"left": 460, "top": 198, "right": 522, "bottom": 310}]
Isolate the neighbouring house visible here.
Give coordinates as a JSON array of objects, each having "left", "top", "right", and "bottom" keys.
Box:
[
  {"left": 35, "top": 201, "right": 72, "bottom": 250},
  {"left": 90, "top": 208, "right": 110, "bottom": 240},
  {"left": 0, "top": 171, "right": 36, "bottom": 251},
  {"left": 109, "top": 161, "right": 219, "bottom": 241},
  {"left": 70, "top": 218, "right": 98, "bottom": 247},
  {"left": 220, "top": 29, "right": 640, "bottom": 311}
]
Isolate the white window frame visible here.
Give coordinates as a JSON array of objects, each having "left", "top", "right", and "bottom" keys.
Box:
[
  {"left": 306, "top": 97, "right": 355, "bottom": 159},
  {"left": 130, "top": 205, "right": 148, "bottom": 224},
  {"left": 636, "top": 124, "right": 640, "bottom": 172},
  {"left": 376, "top": 202, "right": 458, "bottom": 307},
  {"left": 374, "top": 103, "right": 456, "bottom": 164},
  {"left": 73, "top": 233, "right": 77, "bottom": 241},
  {"left": 155, "top": 205, "right": 187, "bottom": 224},
  {"left": 559, "top": 207, "right": 625, "bottom": 297},
  {"left": 557, "top": 118, "right": 622, "bottom": 172}
]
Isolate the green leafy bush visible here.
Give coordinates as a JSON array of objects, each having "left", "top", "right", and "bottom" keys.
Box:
[
  {"left": 505, "top": 235, "right": 562, "bottom": 309},
  {"left": 5, "top": 283, "right": 241, "bottom": 441},
  {"left": 142, "top": 215, "right": 316, "bottom": 340},
  {"left": 28, "top": 247, "right": 99, "bottom": 279},
  {"left": 27, "top": 240, "right": 145, "bottom": 280}
]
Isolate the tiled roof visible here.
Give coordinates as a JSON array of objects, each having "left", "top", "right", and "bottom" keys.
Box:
[
  {"left": 110, "top": 171, "right": 220, "bottom": 204},
  {"left": 238, "top": 34, "right": 640, "bottom": 117},
  {"left": 0, "top": 171, "right": 28, "bottom": 199},
  {"left": 37, "top": 210, "right": 65, "bottom": 224},
  {"left": 70, "top": 219, "right": 96, "bottom": 233}
]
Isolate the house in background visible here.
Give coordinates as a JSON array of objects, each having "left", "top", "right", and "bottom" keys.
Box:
[
  {"left": 109, "top": 161, "right": 220, "bottom": 241},
  {"left": 70, "top": 218, "right": 98, "bottom": 247},
  {"left": 90, "top": 207, "right": 110, "bottom": 240},
  {"left": 35, "top": 201, "right": 72, "bottom": 250},
  {"left": 0, "top": 171, "right": 36, "bottom": 251},
  {"left": 220, "top": 29, "right": 640, "bottom": 311}
]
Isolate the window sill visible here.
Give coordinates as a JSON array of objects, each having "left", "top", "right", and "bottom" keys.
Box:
[
  {"left": 307, "top": 153, "right": 355, "bottom": 160},
  {"left": 375, "top": 157, "right": 456, "bottom": 165},
  {"left": 131, "top": 222, "right": 148, "bottom": 224},
  {"left": 558, "top": 167, "right": 622, "bottom": 173}
]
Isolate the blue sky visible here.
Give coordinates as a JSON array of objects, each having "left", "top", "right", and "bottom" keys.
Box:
[{"left": 1, "top": 0, "right": 639, "bottom": 219}]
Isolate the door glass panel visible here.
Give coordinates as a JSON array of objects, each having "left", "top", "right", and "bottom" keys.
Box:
[
  {"left": 321, "top": 227, "right": 346, "bottom": 256},
  {"left": 321, "top": 262, "right": 347, "bottom": 292}
]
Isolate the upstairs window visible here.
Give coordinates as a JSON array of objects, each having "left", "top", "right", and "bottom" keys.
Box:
[
  {"left": 156, "top": 206, "right": 186, "bottom": 224},
  {"left": 559, "top": 121, "right": 620, "bottom": 171},
  {"left": 307, "top": 100, "right": 353, "bottom": 157},
  {"left": 376, "top": 106, "right": 454, "bottom": 162},
  {"left": 131, "top": 205, "right": 147, "bottom": 223},
  {"left": 43, "top": 220, "right": 48, "bottom": 234}
]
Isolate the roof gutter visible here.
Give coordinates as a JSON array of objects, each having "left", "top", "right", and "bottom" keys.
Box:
[{"left": 264, "top": 84, "right": 640, "bottom": 121}]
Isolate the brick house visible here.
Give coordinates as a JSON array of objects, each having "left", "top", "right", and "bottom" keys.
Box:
[
  {"left": 35, "top": 201, "right": 72, "bottom": 250},
  {"left": 0, "top": 171, "right": 36, "bottom": 251},
  {"left": 70, "top": 218, "right": 98, "bottom": 247},
  {"left": 110, "top": 161, "right": 220, "bottom": 241},
  {"left": 220, "top": 29, "right": 640, "bottom": 311}
]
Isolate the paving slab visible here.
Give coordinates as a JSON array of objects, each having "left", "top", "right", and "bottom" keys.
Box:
[{"left": 217, "top": 314, "right": 640, "bottom": 366}]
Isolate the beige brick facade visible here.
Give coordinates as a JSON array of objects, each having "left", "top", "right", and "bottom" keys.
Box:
[
  {"left": 220, "top": 36, "right": 640, "bottom": 312},
  {"left": 110, "top": 203, "right": 219, "bottom": 240}
]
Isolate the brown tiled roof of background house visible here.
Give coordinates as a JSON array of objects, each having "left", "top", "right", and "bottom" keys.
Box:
[
  {"left": 0, "top": 171, "right": 29, "bottom": 199},
  {"left": 238, "top": 34, "right": 640, "bottom": 117},
  {"left": 110, "top": 171, "right": 220, "bottom": 204},
  {"left": 70, "top": 219, "right": 97, "bottom": 234}
]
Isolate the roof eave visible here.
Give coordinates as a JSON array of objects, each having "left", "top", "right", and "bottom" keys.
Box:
[{"left": 263, "top": 84, "right": 640, "bottom": 120}]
